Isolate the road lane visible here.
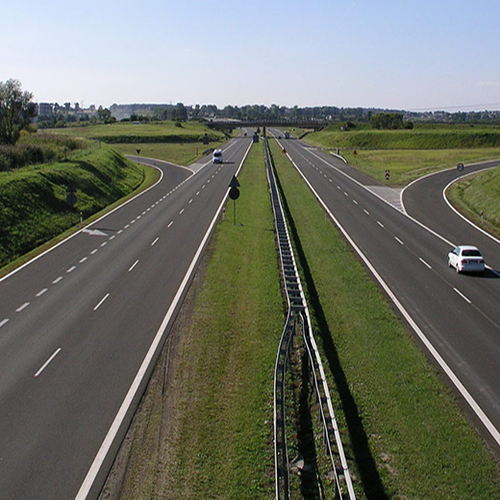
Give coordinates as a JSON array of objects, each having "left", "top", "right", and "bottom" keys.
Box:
[
  {"left": 274, "top": 133, "right": 500, "bottom": 453},
  {"left": 0, "top": 135, "right": 252, "bottom": 499},
  {"left": 403, "top": 160, "right": 500, "bottom": 271}
]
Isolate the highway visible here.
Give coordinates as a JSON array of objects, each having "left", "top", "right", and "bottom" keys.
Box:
[
  {"left": 272, "top": 132, "right": 500, "bottom": 454},
  {"left": 0, "top": 135, "right": 252, "bottom": 500}
]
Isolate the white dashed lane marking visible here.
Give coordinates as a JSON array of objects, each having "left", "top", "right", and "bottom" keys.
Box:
[
  {"left": 17, "top": 302, "right": 30, "bottom": 313},
  {"left": 34, "top": 348, "right": 61, "bottom": 378}
]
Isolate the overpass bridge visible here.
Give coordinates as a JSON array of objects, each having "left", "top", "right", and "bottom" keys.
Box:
[{"left": 205, "top": 119, "right": 329, "bottom": 132}]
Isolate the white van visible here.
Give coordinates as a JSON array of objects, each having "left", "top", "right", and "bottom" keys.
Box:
[{"left": 212, "top": 149, "right": 223, "bottom": 164}]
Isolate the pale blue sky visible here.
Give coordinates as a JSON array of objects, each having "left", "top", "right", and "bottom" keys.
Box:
[{"left": 2, "top": 0, "right": 499, "bottom": 110}]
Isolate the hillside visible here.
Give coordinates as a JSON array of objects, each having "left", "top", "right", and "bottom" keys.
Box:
[
  {"left": 0, "top": 145, "right": 144, "bottom": 269},
  {"left": 306, "top": 123, "right": 500, "bottom": 150}
]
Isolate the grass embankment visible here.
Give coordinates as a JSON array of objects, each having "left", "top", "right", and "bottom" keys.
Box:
[
  {"left": 302, "top": 123, "right": 500, "bottom": 185},
  {"left": 447, "top": 166, "right": 500, "bottom": 240},
  {"left": 47, "top": 121, "right": 233, "bottom": 166},
  {"left": 0, "top": 145, "right": 146, "bottom": 271},
  {"left": 0, "top": 131, "right": 95, "bottom": 171},
  {"left": 269, "top": 139, "right": 500, "bottom": 499},
  {"left": 108, "top": 143, "right": 283, "bottom": 499}
]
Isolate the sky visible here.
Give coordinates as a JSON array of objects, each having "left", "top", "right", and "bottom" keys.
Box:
[{"left": 2, "top": 0, "right": 500, "bottom": 111}]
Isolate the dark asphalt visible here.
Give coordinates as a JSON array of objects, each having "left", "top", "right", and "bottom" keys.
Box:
[
  {"left": 0, "top": 136, "right": 253, "bottom": 500},
  {"left": 274, "top": 133, "right": 500, "bottom": 455}
]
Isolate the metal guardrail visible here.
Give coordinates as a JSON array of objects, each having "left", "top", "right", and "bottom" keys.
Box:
[{"left": 265, "top": 138, "right": 356, "bottom": 500}]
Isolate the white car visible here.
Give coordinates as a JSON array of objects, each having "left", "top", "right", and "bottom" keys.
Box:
[
  {"left": 448, "top": 245, "right": 485, "bottom": 274},
  {"left": 212, "top": 149, "right": 223, "bottom": 164}
]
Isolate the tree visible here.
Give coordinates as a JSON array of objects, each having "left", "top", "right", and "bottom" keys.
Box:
[
  {"left": 370, "top": 112, "right": 404, "bottom": 130},
  {"left": 0, "top": 79, "right": 37, "bottom": 144},
  {"left": 96, "top": 105, "right": 114, "bottom": 123}
]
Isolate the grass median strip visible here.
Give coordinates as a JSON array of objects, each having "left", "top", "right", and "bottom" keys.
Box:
[
  {"left": 269, "top": 139, "right": 500, "bottom": 499},
  {"left": 105, "top": 142, "right": 283, "bottom": 499}
]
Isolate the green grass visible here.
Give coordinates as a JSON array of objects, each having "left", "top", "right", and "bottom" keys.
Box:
[
  {"left": 169, "top": 144, "right": 282, "bottom": 499},
  {"left": 447, "top": 166, "right": 500, "bottom": 240},
  {"left": 45, "top": 121, "right": 237, "bottom": 166},
  {"left": 342, "top": 148, "right": 500, "bottom": 185},
  {"left": 298, "top": 123, "right": 500, "bottom": 186},
  {"left": 111, "top": 142, "right": 217, "bottom": 166},
  {"left": 299, "top": 122, "right": 500, "bottom": 236},
  {"left": 0, "top": 144, "right": 145, "bottom": 270},
  {"left": 115, "top": 142, "right": 283, "bottom": 499},
  {"left": 269, "top": 138, "right": 500, "bottom": 499},
  {"left": 45, "top": 121, "right": 229, "bottom": 144},
  {"left": 307, "top": 123, "right": 500, "bottom": 150}
]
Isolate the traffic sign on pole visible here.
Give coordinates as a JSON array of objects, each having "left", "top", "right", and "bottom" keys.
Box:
[{"left": 229, "top": 175, "right": 240, "bottom": 188}]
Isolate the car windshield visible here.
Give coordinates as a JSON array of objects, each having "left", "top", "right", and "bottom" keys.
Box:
[{"left": 462, "top": 250, "right": 482, "bottom": 257}]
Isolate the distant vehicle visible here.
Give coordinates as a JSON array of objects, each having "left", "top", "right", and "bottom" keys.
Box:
[
  {"left": 212, "top": 149, "right": 223, "bottom": 164},
  {"left": 448, "top": 245, "right": 485, "bottom": 274}
]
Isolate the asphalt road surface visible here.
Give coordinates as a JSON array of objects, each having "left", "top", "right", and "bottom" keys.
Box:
[
  {"left": 273, "top": 132, "right": 500, "bottom": 455},
  {"left": 0, "top": 135, "right": 252, "bottom": 500}
]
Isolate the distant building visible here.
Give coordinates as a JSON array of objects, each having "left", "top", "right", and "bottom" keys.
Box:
[{"left": 37, "top": 102, "right": 53, "bottom": 118}]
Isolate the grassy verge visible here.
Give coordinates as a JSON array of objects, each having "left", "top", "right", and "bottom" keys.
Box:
[
  {"left": 45, "top": 121, "right": 238, "bottom": 166},
  {"left": 447, "top": 167, "right": 500, "bottom": 240},
  {"left": 307, "top": 123, "right": 500, "bottom": 150},
  {"left": 110, "top": 142, "right": 283, "bottom": 499},
  {"left": 111, "top": 142, "right": 216, "bottom": 166},
  {"left": 342, "top": 148, "right": 500, "bottom": 185},
  {"left": 297, "top": 123, "right": 500, "bottom": 185},
  {"left": 0, "top": 145, "right": 155, "bottom": 274},
  {"left": 44, "top": 121, "right": 229, "bottom": 143},
  {"left": 269, "top": 139, "right": 500, "bottom": 499}
]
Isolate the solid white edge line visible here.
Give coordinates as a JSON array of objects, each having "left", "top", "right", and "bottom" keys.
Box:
[
  {"left": 296, "top": 142, "right": 457, "bottom": 247},
  {"left": 284, "top": 148, "right": 500, "bottom": 449},
  {"left": 34, "top": 348, "right": 61, "bottom": 377},
  {"left": 74, "top": 139, "right": 252, "bottom": 500},
  {"left": 441, "top": 168, "right": 500, "bottom": 246}
]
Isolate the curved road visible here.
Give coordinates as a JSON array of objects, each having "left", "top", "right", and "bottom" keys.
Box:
[
  {"left": 0, "top": 135, "right": 252, "bottom": 500},
  {"left": 273, "top": 132, "right": 500, "bottom": 455},
  {"left": 403, "top": 160, "right": 500, "bottom": 271}
]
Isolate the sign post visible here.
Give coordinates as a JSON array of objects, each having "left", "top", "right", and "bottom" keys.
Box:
[{"left": 228, "top": 175, "right": 241, "bottom": 225}]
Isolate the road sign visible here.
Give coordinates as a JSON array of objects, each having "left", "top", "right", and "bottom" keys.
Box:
[
  {"left": 229, "top": 187, "right": 240, "bottom": 200},
  {"left": 385, "top": 170, "right": 390, "bottom": 181},
  {"left": 229, "top": 175, "right": 240, "bottom": 188}
]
